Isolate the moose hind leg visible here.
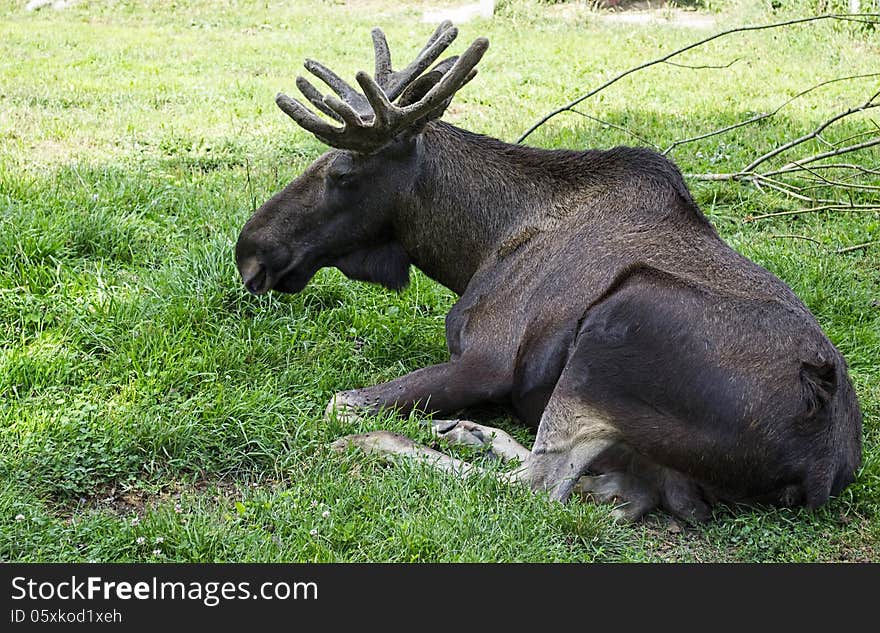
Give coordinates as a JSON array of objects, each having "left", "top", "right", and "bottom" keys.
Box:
[
  {"left": 575, "top": 472, "right": 659, "bottom": 522},
  {"left": 573, "top": 444, "right": 710, "bottom": 522},
  {"left": 520, "top": 388, "right": 622, "bottom": 503}
]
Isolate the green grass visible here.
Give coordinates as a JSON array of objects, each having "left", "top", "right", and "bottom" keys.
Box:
[{"left": 0, "top": 0, "right": 878, "bottom": 562}]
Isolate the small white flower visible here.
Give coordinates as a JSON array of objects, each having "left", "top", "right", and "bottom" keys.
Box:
[
  {"left": 130, "top": 517, "right": 140, "bottom": 526},
  {"left": 174, "top": 504, "right": 183, "bottom": 514},
  {"left": 321, "top": 510, "right": 330, "bottom": 518},
  {"left": 309, "top": 528, "right": 318, "bottom": 537},
  {"left": 155, "top": 537, "right": 164, "bottom": 544},
  {"left": 15, "top": 514, "right": 25, "bottom": 521},
  {"left": 136, "top": 536, "right": 146, "bottom": 545},
  {"left": 152, "top": 549, "right": 161, "bottom": 555},
  {"left": 311, "top": 500, "right": 318, "bottom": 508}
]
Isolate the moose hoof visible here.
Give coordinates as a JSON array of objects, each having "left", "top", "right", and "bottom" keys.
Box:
[
  {"left": 324, "top": 392, "right": 365, "bottom": 424},
  {"left": 574, "top": 473, "right": 658, "bottom": 522},
  {"left": 431, "top": 419, "right": 489, "bottom": 448}
]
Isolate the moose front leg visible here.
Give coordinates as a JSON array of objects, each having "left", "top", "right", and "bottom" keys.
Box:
[
  {"left": 325, "top": 358, "right": 510, "bottom": 423},
  {"left": 333, "top": 368, "right": 627, "bottom": 512}
]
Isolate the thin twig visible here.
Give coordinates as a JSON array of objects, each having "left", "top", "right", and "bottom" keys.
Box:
[
  {"left": 689, "top": 137, "right": 880, "bottom": 182},
  {"left": 663, "top": 58, "right": 743, "bottom": 70},
  {"left": 800, "top": 179, "right": 880, "bottom": 193},
  {"left": 664, "top": 72, "right": 880, "bottom": 155},
  {"left": 836, "top": 240, "right": 877, "bottom": 254},
  {"left": 832, "top": 127, "right": 880, "bottom": 147},
  {"left": 568, "top": 108, "right": 661, "bottom": 149},
  {"left": 663, "top": 112, "right": 770, "bottom": 156},
  {"left": 774, "top": 137, "right": 880, "bottom": 172},
  {"left": 749, "top": 174, "right": 829, "bottom": 203},
  {"left": 784, "top": 160, "right": 838, "bottom": 188},
  {"left": 742, "top": 91, "right": 880, "bottom": 173},
  {"left": 815, "top": 133, "right": 836, "bottom": 149},
  {"left": 769, "top": 233, "right": 824, "bottom": 246},
  {"left": 746, "top": 204, "right": 880, "bottom": 222},
  {"left": 762, "top": 162, "right": 880, "bottom": 178},
  {"left": 517, "top": 13, "right": 880, "bottom": 144}
]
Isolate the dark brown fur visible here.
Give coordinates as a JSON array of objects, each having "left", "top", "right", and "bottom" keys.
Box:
[{"left": 236, "top": 30, "right": 862, "bottom": 519}]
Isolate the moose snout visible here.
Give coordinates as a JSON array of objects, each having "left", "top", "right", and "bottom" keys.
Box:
[
  {"left": 235, "top": 231, "right": 274, "bottom": 295},
  {"left": 239, "top": 257, "right": 269, "bottom": 295}
]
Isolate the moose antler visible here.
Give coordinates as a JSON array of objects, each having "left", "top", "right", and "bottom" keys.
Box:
[{"left": 276, "top": 21, "right": 489, "bottom": 153}]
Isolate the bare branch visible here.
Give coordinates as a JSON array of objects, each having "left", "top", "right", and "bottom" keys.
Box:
[
  {"left": 742, "top": 90, "right": 880, "bottom": 173},
  {"left": 688, "top": 172, "right": 745, "bottom": 181},
  {"left": 836, "top": 240, "right": 877, "bottom": 254},
  {"left": 762, "top": 162, "right": 880, "bottom": 178},
  {"left": 832, "top": 126, "right": 880, "bottom": 147},
  {"left": 774, "top": 137, "right": 880, "bottom": 172},
  {"left": 663, "top": 58, "right": 743, "bottom": 70},
  {"left": 664, "top": 72, "right": 880, "bottom": 155},
  {"left": 663, "top": 113, "right": 771, "bottom": 156},
  {"left": 745, "top": 204, "right": 880, "bottom": 222},
  {"left": 687, "top": 137, "right": 880, "bottom": 183},
  {"left": 748, "top": 174, "right": 830, "bottom": 203},
  {"left": 799, "top": 177, "right": 880, "bottom": 193},
  {"left": 769, "top": 233, "right": 824, "bottom": 246},
  {"left": 569, "top": 108, "right": 660, "bottom": 150},
  {"left": 517, "top": 13, "right": 880, "bottom": 145},
  {"left": 766, "top": 235, "right": 878, "bottom": 255}
]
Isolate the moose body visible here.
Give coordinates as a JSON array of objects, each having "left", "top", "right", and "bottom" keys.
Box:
[{"left": 236, "top": 23, "right": 862, "bottom": 520}]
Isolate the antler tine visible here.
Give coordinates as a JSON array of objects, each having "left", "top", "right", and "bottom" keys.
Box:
[
  {"left": 355, "top": 71, "right": 395, "bottom": 129},
  {"left": 371, "top": 21, "right": 454, "bottom": 96},
  {"left": 295, "top": 76, "right": 344, "bottom": 122},
  {"left": 398, "top": 37, "right": 489, "bottom": 118},
  {"left": 322, "top": 94, "right": 366, "bottom": 129},
  {"left": 276, "top": 27, "right": 488, "bottom": 154},
  {"left": 275, "top": 93, "right": 339, "bottom": 141},
  {"left": 371, "top": 28, "right": 392, "bottom": 85},
  {"left": 277, "top": 92, "right": 377, "bottom": 153},
  {"left": 418, "top": 20, "right": 454, "bottom": 57},
  {"left": 304, "top": 59, "right": 370, "bottom": 114},
  {"left": 347, "top": 37, "right": 487, "bottom": 152},
  {"left": 429, "top": 56, "right": 458, "bottom": 76},
  {"left": 383, "top": 24, "right": 459, "bottom": 101}
]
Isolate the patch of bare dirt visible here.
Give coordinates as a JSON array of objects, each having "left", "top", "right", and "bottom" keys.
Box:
[
  {"left": 545, "top": 2, "right": 716, "bottom": 29},
  {"left": 600, "top": 8, "right": 716, "bottom": 29},
  {"left": 57, "top": 478, "right": 260, "bottom": 523}
]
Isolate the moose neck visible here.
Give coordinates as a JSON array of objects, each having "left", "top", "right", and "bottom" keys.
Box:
[{"left": 392, "top": 122, "right": 556, "bottom": 295}]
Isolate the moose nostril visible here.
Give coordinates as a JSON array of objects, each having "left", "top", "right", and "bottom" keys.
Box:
[{"left": 242, "top": 264, "right": 268, "bottom": 295}]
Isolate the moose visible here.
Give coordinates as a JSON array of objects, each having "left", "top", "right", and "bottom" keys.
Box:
[{"left": 235, "top": 22, "right": 862, "bottom": 521}]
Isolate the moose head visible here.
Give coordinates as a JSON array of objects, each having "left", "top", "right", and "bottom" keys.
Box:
[{"left": 236, "top": 22, "right": 487, "bottom": 296}]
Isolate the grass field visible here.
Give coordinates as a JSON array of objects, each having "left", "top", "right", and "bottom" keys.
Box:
[{"left": 1, "top": 0, "right": 878, "bottom": 562}]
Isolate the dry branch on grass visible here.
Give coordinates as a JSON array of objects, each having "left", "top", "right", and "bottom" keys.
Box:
[
  {"left": 519, "top": 13, "right": 880, "bottom": 249},
  {"left": 517, "top": 13, "right": 880, "bottom": 144}
]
